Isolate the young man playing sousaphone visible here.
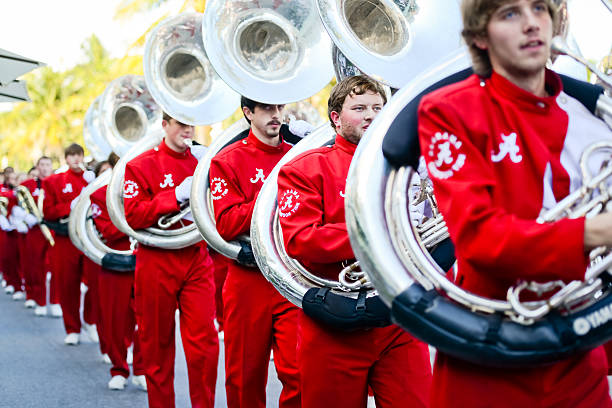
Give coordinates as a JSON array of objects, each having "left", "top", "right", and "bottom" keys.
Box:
[
  {"left": 277, "top": 75, "right": 432, "bottom": 407},
  {"left": 418, "top": 0, "right": 612, "bottom": 406},
  {"left": 42, "top": 143, "right": 99, "bottom": 345},
  {"left": 122, "top": 112, "right": 217, "bottom": 408},
  {"left": 89, "top": 152, "right": 146, "bottom": 391},
  {"left": 209, "top": 97, "right": 305, "bottom": 408}
]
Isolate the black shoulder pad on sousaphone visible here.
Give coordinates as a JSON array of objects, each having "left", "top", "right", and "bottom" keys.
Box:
[{"left": 381, "top": 70, "right": 611, "bottom": 368}]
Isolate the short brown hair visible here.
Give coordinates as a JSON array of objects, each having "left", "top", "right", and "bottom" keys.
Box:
[
  {"left": 328, "top": 75, "right": 387, "bottom": 131},
  {"left": 107, "top": 152, "right": 120, "bottom": 168},
  {"left": 64, "top": 143, "right": 84, "bottom": 158},
  {"left": 461, "top": 0, "right": 560, "bottom": 77}
]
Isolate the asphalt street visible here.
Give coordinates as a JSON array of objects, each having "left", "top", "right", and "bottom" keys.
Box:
[{"left": 0, "top": 287, "right": 282, "bottom": 408}]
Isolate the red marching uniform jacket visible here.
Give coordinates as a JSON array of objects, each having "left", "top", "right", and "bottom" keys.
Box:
[
  {"left": 42, "top": 169, "right": 88, "bottom": 222},
  {"left": 418, "top": 70, "right": 612, "bottom": 407},
  {"left": 277, "top": 135, "right": 356, "bottom": 280},
  {"left": 19, "top": 178, "right": 42, "bottom": 204},
  {"left": 122, "top": 139, "right": 196, "bottom": 245},
  {"left": 1, "top": 184, "right": 17, "bottom": 215},
  {"left": 210, "top": 130, "right": 291, "bottom": 241}
]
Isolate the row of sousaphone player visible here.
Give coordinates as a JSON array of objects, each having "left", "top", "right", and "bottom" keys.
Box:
[{"left": 30, "top": 0, "right": 612, "bottom": 407}]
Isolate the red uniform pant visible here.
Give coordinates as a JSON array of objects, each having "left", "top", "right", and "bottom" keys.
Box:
[
  {"left": 223, "top": 263, "right": 300, "bottom": 408},
  {"left": 298, "top": 313, "right": 432, "bottom": 408},
  {"left": 134, "top": 244, "right": 218, "bottom": 408},
  {"left": 431, "top": 347, "right": 611, "bottom": 408},
  {"left": 50, "top": 235, "right": 90, "bottom": 334},
  {"left": 45, "top": 248, "right": 59, "bottom": 304},
  {"left": 98, "top": 268, "right": 144, "bottom": 378},
  {"left": 22, "top": 227, "right": 49, "bottom": 305},
  {"left": 209, "top": 250, "right": 229, "bottom": 331},
  {"left": 17, "top": 233, "right": 27, "bottom": 291},
  {"left": 2, "top": 231, "right": 21, "bottom": 290}
]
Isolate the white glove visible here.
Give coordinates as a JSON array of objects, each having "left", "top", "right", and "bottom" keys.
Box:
[
  {"left": 11, "top": 206, "right": 26, "bottom": 221},
  {"left": 190, "top": 145, "right": 208, "bottom": 161},
  {"left": 15, "top": 221, "right": 28, "bottom": 234},
  {"left": 0, "top": 215, "right": 11, "bottom": 231},
  {"left": 24, "top": 213, "right": 38, "bottom": 228},
  {"left": 83, "top": 170, "right": 96, "bottom": 184},
  {"left": 288, "top": 117, "right": 314, "bottom": 138},
  {"left": 175, "top": 176, "right": 192, "bottom": 204}
]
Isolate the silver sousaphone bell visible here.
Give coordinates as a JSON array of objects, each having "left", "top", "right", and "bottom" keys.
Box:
[
  {"left": 98, "top": 75, "right": 163, "bottom": 157},
  {"left": 83, "top": 96, "right": 113, "bottom": 162},
  {"left": 144, "top": 12, "right": 240, "bottom": 125},
  {"left": 316, "top": 0, "right": 463, "bottom": 88},
  {"left": 202, "top": 0, "right": 334, "bottom": 103}
]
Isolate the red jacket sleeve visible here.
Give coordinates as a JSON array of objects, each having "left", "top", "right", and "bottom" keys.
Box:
[
  {"left": 418, "top": 97, "right": 587, "bottom": 283},
  {"left": 209, "top": 157, "right": 256, "bottom": 241},
  {"left": 42, "top": 177, "right": 70, "bottom": 221},
  {"left": 90, "top": 188, "right": 125, "bottom": 243},
  {"left": 123, "top": 162, "right": 180, "bottom": 230},
  {"left": 277, "top": 163, "right": 354, "bottom": 264}
]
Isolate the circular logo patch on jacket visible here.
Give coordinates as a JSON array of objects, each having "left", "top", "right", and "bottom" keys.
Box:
[
  {"left": 210, "top": 177, "right": 228, "bottom": 200},
  {"left": 427, "top": 132, "right": 466, "bottom": 179},
  {"left": 279, "top": 189, "right": 300, "bottom": 218},
  {"left": 123, "top": 180, "right": 139, "bottom": 199}
]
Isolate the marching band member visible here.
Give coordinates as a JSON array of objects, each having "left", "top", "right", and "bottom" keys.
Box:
[
  {"left": 19, "top": 156, "right": 53, "bottom": 316},
  {"left": 89, "top": 153, "right": 146, "bottom": 391},
  {"left": 42, "top": 143, "right": 97, "bottom": 345},
  {"left": 123, "top": 112, "right": 217, "bottom": 408},
  {"left": 277, "top": 75, "right": 433, "bottom": 408},
  {"left": 1, "top": 168, "right": 21, "bottom": 297},
  {"left": 417, "top": 0, "right": 612, "bottom": 406},
  {"left": 209, "top": 97, "right": 301, "bottom": 408}
]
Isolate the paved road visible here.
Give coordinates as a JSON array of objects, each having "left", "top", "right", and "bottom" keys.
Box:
[{"left": 0, "top": 288, "right": 282, "bottom": 408}]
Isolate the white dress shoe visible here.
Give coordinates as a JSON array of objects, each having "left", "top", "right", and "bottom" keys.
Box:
[
  {"left": 5, "top": 285, "right": 15, "bottom": 294},
  {"left": 34, "top": 306, "right": 47, "bottom": 316},
  {"left": 12, "top": 291, "right": 25, "bottom": 301},
  {"left": 102, "top": 353, "right": 112, "bottom": 365},
  {"left": 83, "top": 323, "right": 99, "bottom": 343},
  {"left": 24, "top": 299, "right": 36, "bottom": 308},
  {"left": 49, "top": 304, "right": 62, "bottom": 318},
  {"left": 108, "top": 375, "right": 127, "bottom": 390},
  {"left": 64, "top": 333, "right": 80, "bottom": 345},
  {"left": 131, "top": 375, "right": 147, "bottom": 391}
]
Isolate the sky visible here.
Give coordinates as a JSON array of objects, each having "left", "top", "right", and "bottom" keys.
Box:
[{"left": 0, "top": 0, "right": 183, "bottom": 71}]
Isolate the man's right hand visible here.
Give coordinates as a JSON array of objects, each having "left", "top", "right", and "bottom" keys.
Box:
[
  {"left": 175, "top": 176, "right": 193, "bottom": 204},
  {"left": 584, "top": 212, "right": 612, "bottom": 250}
]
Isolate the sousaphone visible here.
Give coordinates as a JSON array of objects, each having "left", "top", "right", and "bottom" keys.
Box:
[
  {"left": 68, "top": 170, "right": 134, "bottom": 269},
  {"left": 316, "top": 0, "right": 463, "bottom": 88},
  {"left": 201, "top": 0, "right": 334, "bottom": 103},
  {"left": 70, "top": 75, "right": 161, "bottom": 261},
  {"left": 190, "top": 0, "right": 332, "bottom": 260},
  {"left": 83, "top": 97, "right": 113, "bottom": 162},
  {"left": 143, "top": 12, "right": 240, "bottom": 125},
  {"left": 345, "top": 40, "right": 612, "bottom": 367},
  {"left": 248, "top": 0, "right": 461, "bottom": 328}
]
